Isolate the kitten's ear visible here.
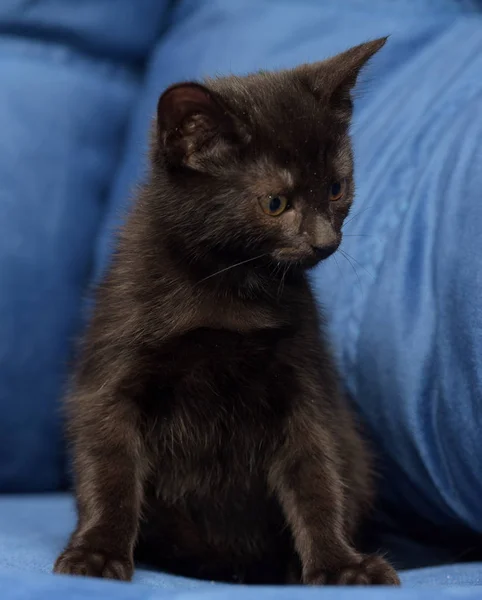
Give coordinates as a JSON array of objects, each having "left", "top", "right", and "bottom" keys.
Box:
[
  {"left": 156, "top": 82, "right": 248, "bottom": 170},
  {"left": 303, "top": 38, "right": 387, "bottom": 119}
]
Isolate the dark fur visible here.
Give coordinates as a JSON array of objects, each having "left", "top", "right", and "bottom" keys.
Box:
[{"left": 54, "top": 39, "right": 399, "bottom": 586}]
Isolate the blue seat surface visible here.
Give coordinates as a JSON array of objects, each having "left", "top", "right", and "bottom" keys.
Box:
[{"left": 0, "top": 495, "right": 481, "bottom": 599}]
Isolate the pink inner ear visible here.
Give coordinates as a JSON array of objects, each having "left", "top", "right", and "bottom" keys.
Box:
[{"left": 158, "top": 83, "right": 218, "bottom": 131}]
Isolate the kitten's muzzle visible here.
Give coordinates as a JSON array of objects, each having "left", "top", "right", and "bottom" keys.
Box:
[{"left": 311, "top": 243, "right": 339, "bottom": 261}]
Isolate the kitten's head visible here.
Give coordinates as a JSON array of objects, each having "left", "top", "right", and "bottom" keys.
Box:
[{"left": 151, "top": 39, "right": 386, "bottom": 276}]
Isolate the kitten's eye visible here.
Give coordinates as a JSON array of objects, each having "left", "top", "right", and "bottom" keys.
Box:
[
  {"left": 329, "top": 179, "right": 347, "bottom": 202},
  {"left": 259, "top": 195, "right": 289, "bottom": 216}
]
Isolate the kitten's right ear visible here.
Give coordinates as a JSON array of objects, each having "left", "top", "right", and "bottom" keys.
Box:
[
  {"left": 300, "top": 37, "right": 388, "bottom": 122},
  {"left": 156, "top": 82, "right": 248, "bottom": 170}
]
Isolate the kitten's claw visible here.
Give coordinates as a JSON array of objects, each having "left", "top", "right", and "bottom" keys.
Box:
[
  {"left": 305, "top": 554, "right": 400, "bottom": 586},
  {"left": 54, "top": 547, "right": 133, "bottom": 581}
]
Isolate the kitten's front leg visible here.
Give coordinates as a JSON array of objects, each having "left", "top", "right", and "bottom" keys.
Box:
[
  {"left": 54, "top": 389, "right": 146, "bottom": 581},
  {"left": 269, "top": 408, "right": 399, "bottom": 586}
]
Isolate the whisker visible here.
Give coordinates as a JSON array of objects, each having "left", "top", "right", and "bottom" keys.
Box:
[
  {"left": 342, "top": 234, "right": 378, "bottom": 238},
  {"left": 340, "top": 249, "right": 374, "bottom": 279},
  {"left": 271, "top": 261, "right": 282, "bottom": 278},
  {"left": 277, "top": 264, "right": 289, "bottom": 300},
  {"left": 196, "top": 252, "right": 269, "bottom": 284},
  {"left": 339, "top": 250, "right": 362, "bottom": 290},
  {"left": 332, "top": 254, "right": 345, "bottom": 285},
  {"left": 343, "top": 204, "right": 375, "bottom": 227}
]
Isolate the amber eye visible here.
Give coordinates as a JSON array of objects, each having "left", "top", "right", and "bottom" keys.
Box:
[
  {"left": 259, "top": 195, "right": 289, "bottom": 216},
  {"left": 329, "top": 179, "right": 347, "bottom": 201}
]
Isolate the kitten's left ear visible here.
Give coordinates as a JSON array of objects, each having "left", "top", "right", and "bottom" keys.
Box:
[
  {"left": 303, "top": 37, "right": 388, "bottom": 118},
  {"left": 156, "top": 82, "right": 248, "bottom": 170}
]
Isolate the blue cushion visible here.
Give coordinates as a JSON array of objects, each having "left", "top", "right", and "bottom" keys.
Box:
[
  {"left": 99, "top": 0, "right": 482, "bottom": 538},
  {"left": 0, "top": 1, "right": 171, "bottom": 491},
  {"left": 0, "top": 494, "right": 481, "bottom": 598}
]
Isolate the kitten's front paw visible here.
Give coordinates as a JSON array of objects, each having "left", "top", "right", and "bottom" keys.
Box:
[
  {"left": 54, "top": 547, "right": 133, "bottom": 581},
  {"left": 305, "top": 554, "right": 400, "bottom": 586}
]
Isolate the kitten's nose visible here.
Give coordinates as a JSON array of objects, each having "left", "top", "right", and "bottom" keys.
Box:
[
  {"left": 310, "top": 217, "right": 339, "bottom": 260},
  {"left": 311, "top": 243, "right": 339, "bottom": 260}
]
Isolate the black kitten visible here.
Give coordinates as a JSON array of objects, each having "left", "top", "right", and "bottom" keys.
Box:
[{"left": 54, "top": 38, "right": 399, "bottom": 586}]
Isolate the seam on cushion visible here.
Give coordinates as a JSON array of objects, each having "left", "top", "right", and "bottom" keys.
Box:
[
  {"left": 0, "top": 23, "right": 143, "bottom": 69},
  {"left": 342, "top": 32, "right": 482, "bottom": 399},
  {"left": 177, "top": 0, "right": 482, "bottom": 21},
  {"left": 0, "top": 1, "right": 178, "bottom": 68},
  {"left": 0, "top": 34, "right": 141, "bottom": 80},
  {"left": 322, "top": 0, "right": 482, "bottom": 14}
]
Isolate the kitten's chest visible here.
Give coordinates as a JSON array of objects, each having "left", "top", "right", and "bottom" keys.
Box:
[
  {"left": 153, "top": 326, "right": 295, "bottom": 402},
  {"left": 145, "top": 327, "right": 297, "bottom": 499},
  {"left": 151, "top": 403, "right": 274, "bottom": 502}
]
